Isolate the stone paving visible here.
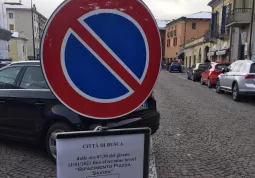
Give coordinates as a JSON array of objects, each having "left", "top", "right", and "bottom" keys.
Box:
[
  {"left": 1, "top": 71, "right": 255, "bottom": 178},
  {"left": 153, "top": 71, "right": 255, "bottom": 178}
]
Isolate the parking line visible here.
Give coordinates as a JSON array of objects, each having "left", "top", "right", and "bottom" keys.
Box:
[
  {"left": 149, "top": 139, "right": 158, "bottom": 178},
  {"left": 178, "top": 75, "right": 187, "bottom": 80}
]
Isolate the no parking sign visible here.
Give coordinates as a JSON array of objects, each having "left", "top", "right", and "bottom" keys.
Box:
[{"left": 41, "top": 0, "right": 161, "bottom": 119}]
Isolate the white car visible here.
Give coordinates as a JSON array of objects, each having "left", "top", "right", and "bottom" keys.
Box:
[{"left": 216, "top": 60, "right": 255, "bottom": 101}]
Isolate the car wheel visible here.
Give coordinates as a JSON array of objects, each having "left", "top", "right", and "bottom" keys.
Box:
[
  {"left": 46, "top": 122, "right": 73, "bottom": 161},
  {"left": 232, "top": 83, "right": 241, "bottom": 101},
  {"left": 200, "top": 77, "right": 205, "bottom": 85},
  {"left": 216, "top": 79, "right": 223, "bottom": 94},
  {"left": 208, "top": 79, "right": 213, "bottom": 88}
]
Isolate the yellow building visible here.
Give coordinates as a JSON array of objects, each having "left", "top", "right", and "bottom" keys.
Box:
[
  {"left": 9, "top": 32, "right": 28, "bottom": 61},
  {"left": 208, "top": 0, "right": 233, "bottom": 62},
  {"left": 184, "top": 0, "right": 235, "bottom": 67},
  {"left": 184, "top": 33, "right": 211, "bottom": 67}
]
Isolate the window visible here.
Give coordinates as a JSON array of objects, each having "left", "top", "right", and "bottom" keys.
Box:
[
  {"left": 9, "top": 13, "right": 13, "bottom": 19},
  {"left": 20, "top": 67, "right": 48, "bottom": 89},
  {"left": 192, "top": 23, "right": 196, "bottom": 29},
  {"left": 239, "top": 63, "right": 247, "bottom": 72},
  {"left": 9, "top": 24, "right": 14, "bottom": 31},
  {"left": 231, "top": 63, "right": 241, "bottom": 72},
  {"left": 173, "top": 37, "right": 177, "bottom": 46},
  {"left": 215, "top": 64, "right": 230, "bottom": 71},
  {"left": 167, "top": 39, "right": 170, "bottom": 47},
  {"left": 198, "top": 64, "right": 209, "bottom": 69},
  {"left": 250, "top": 64, "right": 255, "bottom": 73},
  {"left": 0, "top": 67, "right": 22, "bottom": 89}
]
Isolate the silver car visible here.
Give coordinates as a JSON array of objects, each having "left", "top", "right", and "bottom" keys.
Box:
[{"left": 216, "top": 60, "right": 255, "bottom": 101}]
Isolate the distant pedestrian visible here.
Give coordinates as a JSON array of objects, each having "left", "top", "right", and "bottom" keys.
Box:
[{"left": 204, "top": 57, "right": 211, "bottom": 65}]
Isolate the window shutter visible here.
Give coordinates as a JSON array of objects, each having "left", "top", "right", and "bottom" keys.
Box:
[
  {"left": 210, "top": 13, "right": 216, "bottom": 37},
  {"left": 221, "top": 6, "right": 226, "bottom": 34}
]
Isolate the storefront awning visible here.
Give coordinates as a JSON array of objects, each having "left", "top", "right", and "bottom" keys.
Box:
[
  {"left": 177, "top": 52, "right": 184, "bottom": 60},
  {"left": 216, "top": 50, "right": 227, "bottom": 56},
  {"left": 208, "top": 52, "right": 215, "bottom": 56},
  {"left": 0, "top": 28, "right": 13, "bottom": 41}
]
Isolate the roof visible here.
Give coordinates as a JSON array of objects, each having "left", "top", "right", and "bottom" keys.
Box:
[
  {"left": 5, "top": 3, "right": 47, "bottom": 20},
  {"left": 5, "top": 3, "right": 28, "bottom": 9},
  {"left": 184, "top": 11, "right": 211, "bottom": 19},
  {"left": 167, "top": 11, "right": 211, "bottom": 27}
]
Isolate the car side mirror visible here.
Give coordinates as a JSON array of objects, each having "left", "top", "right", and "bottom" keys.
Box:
[{"left": 221, "top": 68, "right": 225, "bottom": 73}]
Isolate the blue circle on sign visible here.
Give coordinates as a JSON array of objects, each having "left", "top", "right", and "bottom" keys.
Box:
[{"left": 63, "top": 11, "right": 147, "bottom": 101}]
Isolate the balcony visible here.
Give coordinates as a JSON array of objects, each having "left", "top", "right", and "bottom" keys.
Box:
[{"left": 226, "top": 8, "right": 252, "bottom": 27}]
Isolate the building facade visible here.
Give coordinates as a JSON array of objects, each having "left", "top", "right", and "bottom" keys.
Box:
[
  {"left": 208, "top": 0, "right": 233, "bottom": 62},
  {"left": 0, "top": 0, "right": 12, "bottom": 62},
  {"left": 184, "top": 33, "right": 211, "bottom": 67},
  {"left": 164, "top": 12, "right": 211, "bottom": 64},
  {"left": 5, "top": 2, "right": 47, "bottom": 60},
  {"left": 9, "top": 31, "right": 27, "bottom": 61},
  {"left": 251, "top": 0, "right": 255, "bottom": 62},
  {"left": 226, "top": 0, "right": 253, "bottom": 61}
]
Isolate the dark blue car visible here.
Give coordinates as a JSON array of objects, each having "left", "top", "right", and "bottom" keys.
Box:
[{"left": 169, "top": 62, "right": 182, "bottom": 73}]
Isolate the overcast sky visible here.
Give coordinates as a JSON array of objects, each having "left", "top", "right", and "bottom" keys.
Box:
[{"left": 21, "top": 0, "right": 211, "bottom": 20}]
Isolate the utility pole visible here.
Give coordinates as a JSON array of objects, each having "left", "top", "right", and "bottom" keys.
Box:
[{"left": 31, "top": 0, "right": 36, "bottom": 60}]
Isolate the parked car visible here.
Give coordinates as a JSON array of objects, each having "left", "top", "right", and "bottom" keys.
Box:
[
  {"left": 0, "top": 60, "right": 11, "bottom": 69},
  {"left": 0, "top": 61, "right": 160, "bottom": 160},
  {"left": 169, "top": 62, "right": 182, "bottom": 73},
  {"left": 201, "top": 61, "right": 231, "bottom": 88},
  {"left": 187, "top": 63, "right": 209, "bottom": 81},
  {"left": 216, "top": 60, "right": 255, "bottom": 101}
]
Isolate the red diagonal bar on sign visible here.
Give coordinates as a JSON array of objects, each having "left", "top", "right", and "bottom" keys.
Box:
[{"left": 71, "top": 22, "right": 141, "bottom": 91}]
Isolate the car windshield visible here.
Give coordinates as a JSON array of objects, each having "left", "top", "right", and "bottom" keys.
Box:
[
  {"left": 215, "top": 64, "right": 230, "bottom": 70},
  {"left": 198, "top": 64, "right": 208, "bottom": 69},
  {"left": 171, "top": 62, "right": 181, "bottom": 66},
  {"left": 250, "top": 64, "right": 255, "bottom": 73}
]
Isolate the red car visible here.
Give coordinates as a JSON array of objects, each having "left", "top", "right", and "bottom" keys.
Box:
[{"left": 201, "top": 61, "right": 232, "bottom": 88}]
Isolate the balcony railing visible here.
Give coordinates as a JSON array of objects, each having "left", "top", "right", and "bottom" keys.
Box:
[{"left": 226, "top": 8, "right": 252, "bottom": 26}]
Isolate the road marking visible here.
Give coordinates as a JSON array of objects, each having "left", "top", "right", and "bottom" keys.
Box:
[
  {"left": 178, "top": 75, "right": 187, "bottom": 80},
  {"left": 149, "top": 139, "right": 158, "bottom": 178}
]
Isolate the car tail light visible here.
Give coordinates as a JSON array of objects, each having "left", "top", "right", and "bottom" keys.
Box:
[{"left": 244, "top": 74, "right": 255, "bottom": 79}]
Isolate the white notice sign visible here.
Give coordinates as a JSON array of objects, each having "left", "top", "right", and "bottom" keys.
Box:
[{"left": 56, "top": 128, "right": 150, "bottom": 178}]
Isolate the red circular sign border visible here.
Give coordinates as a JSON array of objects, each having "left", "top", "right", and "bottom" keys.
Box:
[{"left": 41, "top": 0, "right": 161, "bottom": 119}]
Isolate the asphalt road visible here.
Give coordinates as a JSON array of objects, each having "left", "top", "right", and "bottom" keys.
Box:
[
  {"left": 153, "top": 71, "right": 255, "bottom": 178},
  {"left": 1, "top": 71, "right": 255, "bottom": 178}
]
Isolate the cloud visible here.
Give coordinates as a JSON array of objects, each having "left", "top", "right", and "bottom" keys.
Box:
[{"left": 26, "top": 0, "right": 211, "bottom": 20}]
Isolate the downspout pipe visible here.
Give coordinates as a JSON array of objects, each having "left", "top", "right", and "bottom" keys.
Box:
[{"left": 249, "top": 0, "right": 255, "bottom": 59}]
